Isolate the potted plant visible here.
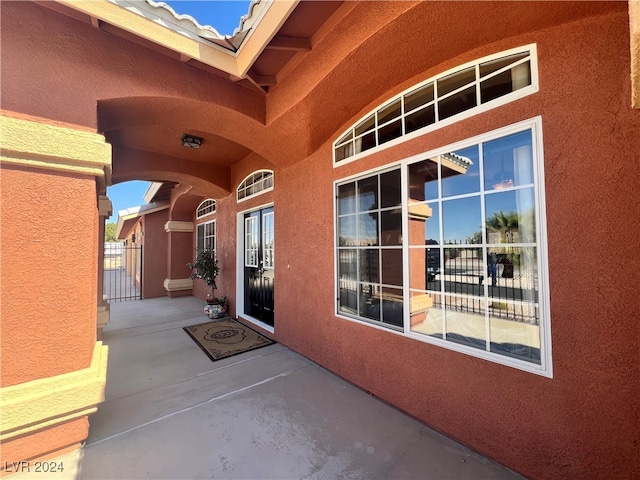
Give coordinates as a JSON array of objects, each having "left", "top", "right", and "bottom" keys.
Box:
[{"left": 187, "top": 248, "right": 227, "bottom": 318}]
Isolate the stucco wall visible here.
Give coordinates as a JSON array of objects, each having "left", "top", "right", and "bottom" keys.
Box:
[
  {"left": 141, "top": 210, "right": 168, "bottom": 299},
  {"left": 270, "top": 11, "right": 640, "bottom": 480},
  {"left": 0, "top": 2, "right": 264, "bottom": 131},
  {"left": 1, "top": 2, "right": 637, "bottom": 478},
  {"left": 0, "top": 166, "right": 97, "bottom": 387}
]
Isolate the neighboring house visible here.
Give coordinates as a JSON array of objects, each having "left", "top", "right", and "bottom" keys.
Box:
[
  {"left": 1, "top": 1, "right": 639, "bottom": 478},
  {"left": 116, "top": 200, "right": 170, "bottom": 299}
]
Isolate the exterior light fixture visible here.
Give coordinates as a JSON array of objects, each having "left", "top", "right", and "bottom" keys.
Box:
[{"left": 181, "top": 133, "right": 203, "bottom": 149}]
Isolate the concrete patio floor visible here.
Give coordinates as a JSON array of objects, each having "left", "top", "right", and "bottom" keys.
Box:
[{"left": 76, "top": 296, "right": 522, "bottom": 479}]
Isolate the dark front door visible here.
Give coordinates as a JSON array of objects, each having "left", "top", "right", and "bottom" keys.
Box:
[{"left": 244, "top": 207, "right": 274, "bottom": 326}]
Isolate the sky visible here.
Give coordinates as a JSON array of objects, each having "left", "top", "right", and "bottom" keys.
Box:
[{"left": 106, "top": 1, "right": 251, "bottom": 223}]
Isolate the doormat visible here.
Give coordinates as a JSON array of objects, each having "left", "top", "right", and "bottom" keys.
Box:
[{"left": 183, "top": 317, "right": 274, "bottom": 362}]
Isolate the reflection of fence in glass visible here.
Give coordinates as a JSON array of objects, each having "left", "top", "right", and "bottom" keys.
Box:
[{"left": 426, "top": 246, "right": 538, "bottom": 325}]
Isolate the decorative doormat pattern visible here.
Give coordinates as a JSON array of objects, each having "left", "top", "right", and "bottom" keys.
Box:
[{"left": 183, "top": 317, "right": 274, "bottom": 362}]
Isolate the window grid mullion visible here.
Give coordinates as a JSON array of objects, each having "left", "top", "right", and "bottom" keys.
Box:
[{"left": 478, "top": 140, "right": 491, "bottom": 352}]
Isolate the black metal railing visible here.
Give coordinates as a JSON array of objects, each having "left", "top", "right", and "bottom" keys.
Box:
[{"left": 103, "top": 243, "right": 142, "bottom": 302}]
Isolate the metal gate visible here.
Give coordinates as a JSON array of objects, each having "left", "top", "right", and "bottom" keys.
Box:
[{"left": 103, "top": 242, "right": 142, "bottom": 302}]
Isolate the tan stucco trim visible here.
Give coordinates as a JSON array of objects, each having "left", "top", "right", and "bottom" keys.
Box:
[
  {"left": 0, "top": 342, "right": 108, "bottom": 442},
  {"left": 97, "top": 304, "right": 110, "bottom": 330},
  {"left": 0, "top": 114, "right": 111, "bottom": 184},
  {"left": 164, "top": 221, "right": 194, "bottom": 233},
  {"left": 98, "top": 195, "right": 113, "bottom": 217},
  {"left": 164, "top": 278, "right": 194, "bottom": 292},
  {"left": 631, "top": 0, "right": 640, "bottom": 108}
]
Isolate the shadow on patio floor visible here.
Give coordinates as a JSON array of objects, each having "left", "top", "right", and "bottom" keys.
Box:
[{"left": 78, "top": 296, "right": 522, "bottom": 480}]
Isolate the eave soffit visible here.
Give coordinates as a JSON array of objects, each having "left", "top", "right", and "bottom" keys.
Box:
[{"left": 55, "top": 0, "right": 299, "bottom": 78}]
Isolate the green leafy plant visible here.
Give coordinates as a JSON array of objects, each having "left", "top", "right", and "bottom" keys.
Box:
[{"left": 187, "top": 248, "right": 223, "bottom": 304}]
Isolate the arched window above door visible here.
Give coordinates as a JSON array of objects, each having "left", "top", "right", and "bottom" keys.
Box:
[
  {"left": 237, "top": 170, "right": 274, "bottom": 202},
  {"left": 196, "top": 199, "right": 216, "bottom": 218}
]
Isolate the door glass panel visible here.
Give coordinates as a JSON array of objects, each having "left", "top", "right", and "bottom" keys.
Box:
[
  {"left": 244, "top": 216, "right": 258, "bottom": 267},
  {"left": 263, "top": 212, "right": 274, "bottom": 268}
]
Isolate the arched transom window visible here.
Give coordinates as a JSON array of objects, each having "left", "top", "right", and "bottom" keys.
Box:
[
  {"left": 333, "top": 45, "right": 537, "bottom": 165},
  {"left": 237, "top": 170, "right": 274, "bottom": 202},
  {"left": 196, "top": 199, "right": 216, "bottom": 218}
]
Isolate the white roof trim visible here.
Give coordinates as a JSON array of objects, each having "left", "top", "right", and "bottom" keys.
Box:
[
  {"left": 143, "top": 182, "right": 163, "bottom": 204},
  {"left": 116, "top": 201, "right": 170, "bottom": 238}
]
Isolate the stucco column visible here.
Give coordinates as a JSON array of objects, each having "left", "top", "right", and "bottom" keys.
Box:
[
  {"left": 0, "top": 112, "right": 110, "bottom": 469},
  {"left": 164, "top": 221, "right": 195, "bottom": 297},
  {"left": 97, "top": 194, "right": 112, "bottom": 339}
]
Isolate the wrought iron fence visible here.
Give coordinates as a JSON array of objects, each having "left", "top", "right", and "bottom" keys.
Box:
[{"left": 103, "top": 243, "right": 142, "bottom": 302}]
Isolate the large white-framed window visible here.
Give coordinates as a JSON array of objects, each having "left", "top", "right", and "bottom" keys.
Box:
[
  {"left": 237, "top": 170, "right": 274, "bottom": 202},
  {"left": 333, "top": 45, "right": 538, "bottom": 166},
  {"left": 196, "top": 220, "right": 216, "bottom": 251},
  {"left": 196, "top": 199, "right": 216, "bottom": 218},
  {"left": 335, "top": 118, "right": 551, "bottom": 376}
]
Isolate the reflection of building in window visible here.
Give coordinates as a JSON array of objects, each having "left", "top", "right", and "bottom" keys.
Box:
[{"left": 335, "top": 119, "right": 548, "bottom": 374}]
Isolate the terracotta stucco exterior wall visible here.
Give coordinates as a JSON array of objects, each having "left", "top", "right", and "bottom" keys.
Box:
[
  {"left": 0, "top": 2, "right": 263, "bottom": 131},
  {"left": 140, "top": 210, "right": 168, "bottom": 299},
  {"left": 272, "top": 12, "right": 639, "bottom": 480},
  {"left": 1, "top": 167, "right": 97, "bottom": 386}
]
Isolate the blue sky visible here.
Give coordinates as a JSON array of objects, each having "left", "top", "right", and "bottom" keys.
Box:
[{"left": 106, "top": 1, "right": 251, "bottom": 223}]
